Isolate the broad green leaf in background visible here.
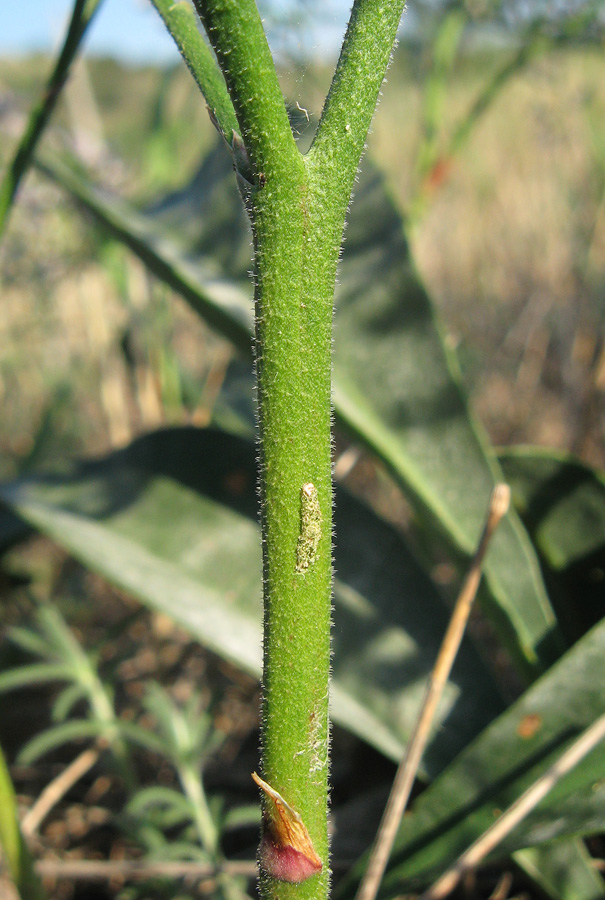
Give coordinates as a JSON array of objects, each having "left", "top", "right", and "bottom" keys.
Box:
[
  {"left": 491, "top": 450, "right": 605, "bottom": 900},
  {"left": 0, "top": 508, "right": 29, "bottom": 555},
  {"left": 501, "top": 447, "right": 605, "bottom": 645},
  {"left": 36, "top": 144, "right": 560, "bottom": 676},
  {"left": 0, "top": 427, "right": 503, "bottom": 777},
  {"left": 514, "top": 840, "right": 605, "bottom": 900},
  {"left": 336, "top": 617, "right": 605, "bottom": 898},
  {"left": 331, "top": 164, "right": 559, "bottom": 676}
]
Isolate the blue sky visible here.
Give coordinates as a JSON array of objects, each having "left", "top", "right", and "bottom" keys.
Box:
[
  {"left": 0, "top": 0, "right": 350, "bottom": 65},
  {"left": 2, "top": 0, "right": 189, "bottom": 65}
]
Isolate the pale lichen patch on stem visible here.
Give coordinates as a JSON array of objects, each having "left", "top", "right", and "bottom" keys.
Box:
[{"left": 295, "top": 482, "right": 322, "bottom": 573}]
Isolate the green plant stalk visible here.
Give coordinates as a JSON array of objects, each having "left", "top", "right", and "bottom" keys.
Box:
[
  {"left": 184, "top": 2, "right": 404, "bottom": 899},
  {"left": 252, "top": 177, "right": 334, "bottom": 900},
  {"left": 149, "top": 0, "right": 239, "bottom": 142},
  {"left": 193, "top": 5, "right": 331, "bottom": 898},
  {"left": 415, "top": 9, "right": 467, "bottom": 180},
  {"left": 41, "top": 605, "right": 138, "bottom": 791},
  {"left": 179, "top": 764, "right": 218, "bottom": 857},
  {"left": 0, "top": 0, "right": 103, "bottom": 240},
  {"left": 0, "top": 743, "right": 46, "bottom": 900},
  {"left": 86, "top": 675, "right": 138, "bottom": 792},
  {"left": 407, "top": 23, "right": 545, "bottom": 229}
]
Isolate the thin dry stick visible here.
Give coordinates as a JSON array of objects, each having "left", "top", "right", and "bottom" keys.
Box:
[
  {"left": 419, "top": 711, "right": 605, "bottom": 900},
  {"left": 334, "top": 445, "right": 361, "bottom": 481},
  {"left": 355, "top": 484, "right": 511, "bottom": 900},
  {"left": 35, "top": 858, "right": 258, "bottom": 881},
  {"left": 21, "top": 746, "right": 100, "bottom": 838}
]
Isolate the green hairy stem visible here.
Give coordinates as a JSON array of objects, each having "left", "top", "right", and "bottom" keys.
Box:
[{"left": 152, "top": 2, "right": 405, "bottom": 898}]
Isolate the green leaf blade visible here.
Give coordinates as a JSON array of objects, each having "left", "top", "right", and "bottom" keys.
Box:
[
  {"left": 149, "top": 0, "right": 239, "bottom": 143},
  {"left": 0, "top": 427, "right": 503, "bottom": 775},
  {"left": 337, "top": 618, "right": 605, "bottom": 898},
  {"left": 500, "top": 447, "right": 605, "bottom": 646},
  {"left": 514, "top": 839, "right": 605, "bottom": 900}
]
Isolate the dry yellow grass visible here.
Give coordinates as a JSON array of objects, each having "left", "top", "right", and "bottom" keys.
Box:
[{"left": 372, "top": 47, "right": 605, "bottom": 464}]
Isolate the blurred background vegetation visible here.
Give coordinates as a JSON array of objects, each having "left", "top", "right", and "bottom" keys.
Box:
[
  {"left": 1, "top": 4, "right": 604, "bottom": 479},
  {"left": 1, "top": 2, "right": 605, "bottom": 898}
]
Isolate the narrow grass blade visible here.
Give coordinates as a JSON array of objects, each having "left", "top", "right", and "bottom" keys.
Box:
[
  {"left": 0, "top": 0, "right": 103, "bottom": 239},
  {"left": 0, "top": 743, "right": 46, "bottom": 900}
]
